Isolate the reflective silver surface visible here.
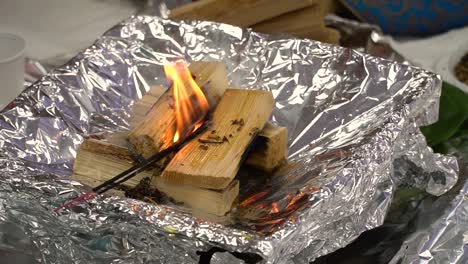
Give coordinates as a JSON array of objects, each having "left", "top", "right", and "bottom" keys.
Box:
[
  {"left": 390, "top": 164, "right": 468, "bottom": 264},
  {"left": 0, "top": 14, "right": 458, "bottom": 263},
  {"left": 330, "top": 14, "right": 468, "bottom": 264}
]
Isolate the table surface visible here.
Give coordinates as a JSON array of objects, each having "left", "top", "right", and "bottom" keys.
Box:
[{"left": 0, "top": 0, "right": 138, "bottom": 64}]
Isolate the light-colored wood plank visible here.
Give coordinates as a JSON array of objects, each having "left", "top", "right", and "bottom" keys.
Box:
[
  {"left": 252, "top": 5, "right": 325, "bottom": 37},
  {"left": 313, "top": 27, "right": 341, "bottom": 45},
  {"left": 251, "top": 5, "right": 341, "bottom": 44},
  {"left": 130, "top": 86, "right": 166, "bottom": 127},
  {"left": 154, "top": 176, "right": 239, "bottom": 216},
  {"left": 169, "top": 0, "right": 318, "bottom": 27},
  {"left": 245, "top": 123, "right": 288, "bottom": 172},
  {"left": 162, "top": 89, "right": 274, "bottom": 190},
  {"left": 106, "top": 86, "right": 165, "bottom": 146},
  {"left": 127, "top": 62, "right": 229, "bottom": 159},
  {"left": 72, "top": 139, "right": 152, "bottom": 189},
  {"left": 320, "top": 0, "right": 339, "bottom": 15}
]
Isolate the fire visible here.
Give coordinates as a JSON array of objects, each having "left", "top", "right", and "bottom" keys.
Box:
[{"left": 164, "top": 61, "right": 209, "bottom": 143}]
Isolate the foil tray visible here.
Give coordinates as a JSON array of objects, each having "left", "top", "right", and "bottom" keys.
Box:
[
  {"left": 0, "top": 15, "right": 459, "bottom": 263},
  {"left": 390, "top": 163, "right": 468, "bottom": 264},
  {"left": 328, "top": 15, "right": 468, "bottom": 264}
]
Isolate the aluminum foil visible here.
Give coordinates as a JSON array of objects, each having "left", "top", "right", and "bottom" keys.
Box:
[
  {"left": 0, "top": 14, "right": 459, "bottom": 263},
  {"left": 390, "top": 163, "right": 468, "bottom": 264},
  {"left": 327, "top": 15, "right": 468, "bottom": 264}
]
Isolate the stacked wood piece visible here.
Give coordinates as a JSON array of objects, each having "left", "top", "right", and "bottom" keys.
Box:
[
  {"left": 252, "top": 5, "right": 341, "bottom": 44},
  {"left": 245, "top": 122, "right": 288, "bottom": 172},
  {"left": 161, "top": 89, "right": 274, "bottom": 190},
  {"left": 72, "top": 62, "right": 289, "bottom": 218},
  {"left": 169, "top": 0, "right": 340, "bottom": 44},
  {"left": 128, "top": 62, "right": 228, "bottom": 159},
  {"left": 73, "top": 139, "right": 151, "bottom": 190},
  {"left": 170, "top": 0, "right": 318, "bottom": 27}
]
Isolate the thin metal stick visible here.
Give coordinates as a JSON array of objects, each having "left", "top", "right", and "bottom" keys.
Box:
[
  {"left": 54, "top": 123, "right": 208, "bottom": 212},
  {"left": 93, "top": 143, "right": 180, "bottom": 194},
  {"left": 53, "top": 145, "right": 178, "bottom": 212}
]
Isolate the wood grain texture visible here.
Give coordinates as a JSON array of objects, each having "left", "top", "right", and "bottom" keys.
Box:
[
  {"left": 245, "top": 123, "right": 288, "bottom": 172},
  {"left": 154, "top": 176, "right": 239, "bottom": 216},
  {"left": 315, "top": 27, "right": 341, "bottom": 45},
  {"left": 321, "top": 0, "right": 339, "bottom": 14},
  {"left": 169, "top": 0, "right": 318, "bottom": 27},
  {"left": 252, "top": 5, "right": 324, "bottom": 37},
  {"left": 127, "top": 62, "right": 228, "bottom": 159},
  {"left": 162, "top": 89, "right": 274, "bottom": 190},
  {"left": 106, "top": 86, "right": 165, "bottom": 147},
  {"left": 130, "top": 87, "right": 166, "bottom": 127},
  {"left": 72, "top": 139, "right": 152, "bottom": 189},
  {"left": 252, "top": 5, "right": 341, "bottom": 44}
]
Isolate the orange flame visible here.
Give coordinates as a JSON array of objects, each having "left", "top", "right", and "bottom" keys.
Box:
[{"left": 164, "top": 61, "right": 209, "bottom": 143}]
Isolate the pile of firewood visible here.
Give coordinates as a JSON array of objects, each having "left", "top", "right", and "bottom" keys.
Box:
[
  {"left": 72, "top": 62, "right": 288, "bottom": 219},
  {"left": 169, "top": 0, "right": 341, "bottom": 44}
]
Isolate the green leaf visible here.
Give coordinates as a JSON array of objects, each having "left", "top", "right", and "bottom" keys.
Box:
[
  {"left": 243, "top": 234, "right": 254, "bottom": 240},
  {"left": 164, "top": 226, "right": 178, "bottom": 234},
  {"left": 421, "top": 82, "right": 468, "bottom": 146}
]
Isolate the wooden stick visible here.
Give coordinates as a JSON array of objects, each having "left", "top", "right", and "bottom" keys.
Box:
[
  {"left": 73, "top": 139, "right": 238, "bottom": 217},
  {"left": 252, "top": 5, "right": 325, "bottom": 38},
  {"left": 154, "top": 176, "right": 239, "bottom": 216},
  {"left": 114, "top": 85, "right": 282, "bottom": 168},
  {"left": 320, "top": 0, "right": 340, "bottom": 15},
  {"left": 169, "top": 0, "right": 318, "bottom": 27},
  {"left": 314, "top": 27, "right": 341, "bottom": 45},
  {"left": 162, "top": 89, "right": 274, "bottom": 190},
  {"left": 245, "top": 123, "right": 288, "bottom": 172},
  {"left": 127, "top": 62, "right": 228, "bottom": 159},
  {"left": 130, "top": 87, "right": 165, "bottom": 127},
  {"left": 72, "top": 139, "right": 152, "bottom": 189},
  {"left": 107, "top": 86, "right": 166, "bottom": 146},
  {"left": 251, "top": 4, "right": 341, "bottom": 44},
  {"left": 72, "top": 87, "right": 166, "bottom": 194}
]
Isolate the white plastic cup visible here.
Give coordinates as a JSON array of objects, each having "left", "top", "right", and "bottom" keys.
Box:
[{"left": 0, "top": 33, "right": 25, "bottom": 110}]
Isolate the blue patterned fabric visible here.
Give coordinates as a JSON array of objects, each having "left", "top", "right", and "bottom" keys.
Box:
[{"left": 342, "top": 0, "right": 468, "bottom": 36}]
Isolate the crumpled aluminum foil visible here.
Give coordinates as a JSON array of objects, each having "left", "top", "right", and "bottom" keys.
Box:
[
  {"left": 0, "top": 14, "right": 459, "bottom": 263},
  {"left": 328, "top": 14, "right": 468, "bottom": 264},
  {"left": 389, "top": 163, "right": 468, "bottom": 264}
]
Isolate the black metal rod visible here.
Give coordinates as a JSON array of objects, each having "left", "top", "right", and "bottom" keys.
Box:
[
  {"left": 54, "top": 123, "right": 209, "bottom": 212},
  {"left": 92, "top": 142, "right": 180, "bottom": 194}
]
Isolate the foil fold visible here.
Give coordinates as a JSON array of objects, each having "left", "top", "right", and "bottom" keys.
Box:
[
  {"left": 329, "top": 15, "right": 468, "bottom": 264},
  {"left": 0, "top": 15, "right": 458, "bottom": 263},
  {"left": 390, "top": 164, "right": 468, "bottom": 264}
]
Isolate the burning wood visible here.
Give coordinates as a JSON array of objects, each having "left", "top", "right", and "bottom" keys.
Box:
[
  {"left": 128, "top": 61, "right": 228, "bottom": 159},
  {"left": 161, "top": 89, "right": 274, "bottom": 190},
  {"left": 71, "top": 61, "right": 290, "bottom": 219}
]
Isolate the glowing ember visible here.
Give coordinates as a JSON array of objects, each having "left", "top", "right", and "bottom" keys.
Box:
[
  {"left": 238, "top": 186, "right": 321, "bottom": 234},
  {"left": 286, "top": 192, "right": 306, "bottom": 210},
  {"left": 164, "top": 60, "right": 209, "bottom": 143},
  {"left": 239, "top": 191, "right": 269, "bottom": 207},
  {"left": 269, "top": 202, "right": 280, "bottom": 214}
]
